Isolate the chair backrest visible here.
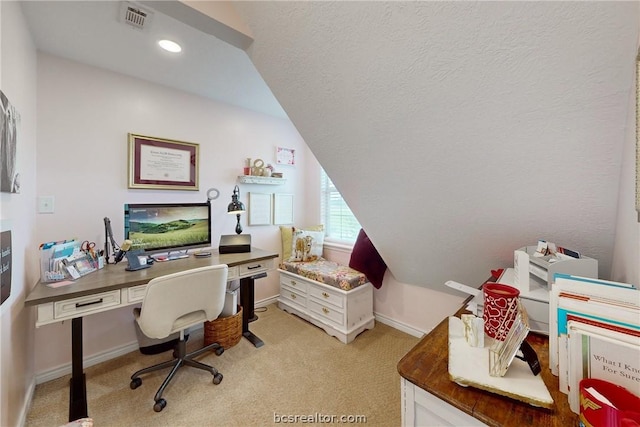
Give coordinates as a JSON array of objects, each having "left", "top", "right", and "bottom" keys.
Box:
[{"left": 137, "top": 264, "right": 228, "bottom": 339}]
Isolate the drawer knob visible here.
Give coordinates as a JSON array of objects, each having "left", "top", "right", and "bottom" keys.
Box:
[
  {"left": 291, "top": 294, "right": 296, "bottom": 299},
  {"left": 290, "top": 280, "right": 297, "bottom": 286},
  {"left": 322, "top": 307, "right": 329, "bottom": 314},
  {"left": 322, "top": 292, "right": 330, "bottom": 298}
]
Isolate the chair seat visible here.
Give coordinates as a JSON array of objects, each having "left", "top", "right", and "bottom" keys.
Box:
[{"left": 130, "top": 264, "right": 228, "bottom": 412}]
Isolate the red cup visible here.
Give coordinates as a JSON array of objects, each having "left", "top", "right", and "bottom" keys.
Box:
[{"left": 482, "top": 283, "right": 520, "bottom": 341}]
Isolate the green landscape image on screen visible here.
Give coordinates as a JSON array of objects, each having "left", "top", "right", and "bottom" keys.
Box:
[{"left": 126, "top": 204, "right": 210, "bottom": 251}]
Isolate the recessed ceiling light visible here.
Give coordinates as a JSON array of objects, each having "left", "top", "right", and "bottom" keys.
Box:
[{"left": 158, "top": 39, "right": 181, "bottom": 53}]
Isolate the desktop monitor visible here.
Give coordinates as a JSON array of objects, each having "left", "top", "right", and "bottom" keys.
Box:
[{"left": 124, "top": 202, "right": 211, "bottom": 254}]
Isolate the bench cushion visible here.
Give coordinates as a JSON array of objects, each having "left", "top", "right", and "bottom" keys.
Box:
[{"left": 280, "top": 259, "right": 368, "bottom": 291}]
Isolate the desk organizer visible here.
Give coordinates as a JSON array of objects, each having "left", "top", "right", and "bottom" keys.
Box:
[
  {"left": 204, "top": 305, "right": 242, "bottom": 349},
  {"left": 448, "top": 316, "right": 553, "bottom": 408}
]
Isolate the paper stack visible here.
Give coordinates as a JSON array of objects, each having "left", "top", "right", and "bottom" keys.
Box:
[{"left": 548, "top": 274, "right": 640, "bottom": 414}]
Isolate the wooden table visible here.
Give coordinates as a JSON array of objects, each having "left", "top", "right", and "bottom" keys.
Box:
[{"left": 397, "top": 304, "right": 579, "bottom": 426}]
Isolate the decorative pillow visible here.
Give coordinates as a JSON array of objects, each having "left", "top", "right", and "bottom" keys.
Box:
[
  {"left": 280, "top": 225, "right": 324, "bottom": 260},
  {"left": 288, "top": 229, "right": 325, "bottom": 262},
  {"left": 349, "top": 228, "right": 387, "bottom": 289}
]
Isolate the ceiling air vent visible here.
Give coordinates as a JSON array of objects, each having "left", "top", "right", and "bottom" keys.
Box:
[{"left": 119, "top": 2, "right": 153, "bottom": 31}]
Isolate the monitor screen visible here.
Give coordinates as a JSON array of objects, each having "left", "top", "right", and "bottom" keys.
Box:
[{"left": 124, "top": 202, "right": 211, "bottom": 253}]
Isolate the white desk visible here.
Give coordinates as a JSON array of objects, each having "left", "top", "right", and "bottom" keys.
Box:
[{"left": 25, "top": 248, "right": 277, "bottom": 421}]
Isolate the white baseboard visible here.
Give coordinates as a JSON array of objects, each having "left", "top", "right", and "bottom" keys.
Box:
[
  {"left": 34, "top": 301, "right": 418, "bottom": 385},
  {"left": 34, "top": 298, "right": 286, "bottom": 386},
  {"left": 35, "top": 340, "right": 140, "bottom": 385},
  {"left": 17, "top": 377, "right": 36, "bottom": 427},
  {"left": 256, "top": 295, "right": 279, "bottom": 308},
  {"left": 374, "top": 311, "right": 429, "bottom": 338}
]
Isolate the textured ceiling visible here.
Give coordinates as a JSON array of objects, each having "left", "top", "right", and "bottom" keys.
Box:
[
  {"left": 20, "top": 1, "right": 286, "bottom": 118},
  {"left": 234, "top": 1, "right": 638, "bottom": 290}
]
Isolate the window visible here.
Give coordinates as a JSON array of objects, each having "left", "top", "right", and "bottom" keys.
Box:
[{"left": 320, "top": 168, "right": 361, "bottom": 243}]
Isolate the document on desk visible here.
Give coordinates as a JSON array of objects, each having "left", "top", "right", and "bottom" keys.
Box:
[{"left": 45, "top": 280, "right": 74, "bottom": 288}]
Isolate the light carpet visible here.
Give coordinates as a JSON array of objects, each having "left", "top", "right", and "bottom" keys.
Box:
[{"left": 26, "top": 304, "right": 419, "bottom": 427}]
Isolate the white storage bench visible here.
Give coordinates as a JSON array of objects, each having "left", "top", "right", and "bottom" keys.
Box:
[{"left": 278, "top": 259, "right": 375, "bottom": 343}]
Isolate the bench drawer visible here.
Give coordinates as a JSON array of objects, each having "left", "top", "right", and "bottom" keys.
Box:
[
  {"left": 280, "top": 282, "right": 306, "bottom": 308},
  {"left": 308, "top": 284, "right": 344, "bottom": 309},
  {"left": 280, "top": 274, "right": 307, "bottom": 293},
  {"left": 308, "top": 299, "right": 344, "bottom": 327}
]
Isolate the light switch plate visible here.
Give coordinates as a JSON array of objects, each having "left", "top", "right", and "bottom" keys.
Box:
[{"left": 38, "top": 196, "right": 55, "bottom": 213}]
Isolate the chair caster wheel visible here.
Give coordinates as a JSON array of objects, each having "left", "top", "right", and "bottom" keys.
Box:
[
  {"left": 154, "top": 398, "right": 167, "bottom": 412},
  {"left": 213, "top": 373, "right": 223, "bottom": 385},
  {"left": 215, "top": 347, "right": 224, "bottom": 356},
  {"left": 130, "top": 378, "right": 142, "bottom": 389}
]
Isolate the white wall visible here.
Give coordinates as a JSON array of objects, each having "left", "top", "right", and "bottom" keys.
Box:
[
  {"left": 33, "top": 53, "right": 312, "bottom": 374},
  {"left": 0, "top": 2, "right": 38, "bottom": 425},
  {"left": 610, "top": 27, "right": 640, "bottom": 286}
]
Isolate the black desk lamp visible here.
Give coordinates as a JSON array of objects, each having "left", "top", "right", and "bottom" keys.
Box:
[
  {"left": 218, "top": 185, "right": 251, "bottom": 253},
  {"left": 227, "top": 185, "right": 246, "bottom": 234}
]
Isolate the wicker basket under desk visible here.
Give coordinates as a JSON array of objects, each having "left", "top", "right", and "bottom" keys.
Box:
[{"left": 204, "top": 305, "right": 242, "bottom": 349}]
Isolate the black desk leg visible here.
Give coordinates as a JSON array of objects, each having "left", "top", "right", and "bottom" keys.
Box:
[
  {"left": 240, "top": 274, "right": 266, "bottom": 348},
  {"left": 69, "top": 317, "right": 88, "bottom": 421}
]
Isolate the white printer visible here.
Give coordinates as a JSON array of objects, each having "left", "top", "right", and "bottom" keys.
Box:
[{"left": 458, "top": 245, "right": 598, "bottom": 335}]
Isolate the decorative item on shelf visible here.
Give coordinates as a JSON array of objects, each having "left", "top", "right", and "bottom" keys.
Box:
[
  {"left": 244, "top": 158, "right": 251, "bottom": 176},
  {"left": 251, "top": 158, "right": 265, "bottom": 176},
  {"left": 271, "top": 172, "right": 283, "bottom": 178}
]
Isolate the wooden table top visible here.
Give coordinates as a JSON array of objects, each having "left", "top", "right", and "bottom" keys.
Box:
[
  {"left": 397, "top": 306, "right": 579, "bottom": 426},
  {"left": 25, "top": 248, "right": 278, "bottom": 306}
]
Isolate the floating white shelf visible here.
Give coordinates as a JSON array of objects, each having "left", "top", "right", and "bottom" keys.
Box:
[{"left": 237, "top": 175, "right": 286, "bottom": 185}]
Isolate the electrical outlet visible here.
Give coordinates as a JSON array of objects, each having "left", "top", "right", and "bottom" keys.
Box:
[{"left": 38, "top": 196, "right": 55, "bottom": 214}]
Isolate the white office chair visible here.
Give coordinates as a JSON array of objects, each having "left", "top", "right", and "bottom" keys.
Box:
[{"left": 129, "top": 264, "right": 228, "bottom": 412}]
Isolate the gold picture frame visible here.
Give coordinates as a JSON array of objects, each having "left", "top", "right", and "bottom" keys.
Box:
[{"left": 128, "top": 133, "right": 199, "bottom": 190}]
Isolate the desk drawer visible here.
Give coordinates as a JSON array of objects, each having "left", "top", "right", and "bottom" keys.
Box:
[
  {"left": 227, "top": 266, "right": 239, "bottom": 280},
  {"left": 125, "top": 284, "right": 147, "bottom": 304},
  {"left": 54, "top": 290, "right": 121, "bottom": 319},
  {"left": 238, "top": 258, "right": 273, "bottom": 277}
]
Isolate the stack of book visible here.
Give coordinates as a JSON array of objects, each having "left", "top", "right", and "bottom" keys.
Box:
[{"left": 549, "top": 274, "right": 640, "bottom": 414}]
